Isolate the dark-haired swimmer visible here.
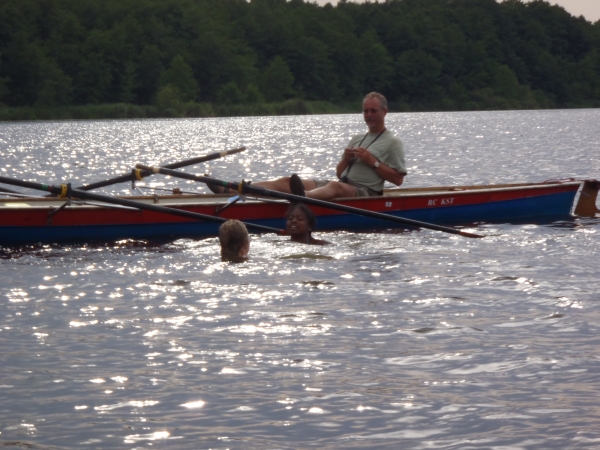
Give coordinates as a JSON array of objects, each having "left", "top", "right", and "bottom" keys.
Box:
[
  {"left": 285, "top": 203, "right": 330, "bottom": 246},
  {"left": 218, "top": 219, "right": 250, "bottom": 262}
]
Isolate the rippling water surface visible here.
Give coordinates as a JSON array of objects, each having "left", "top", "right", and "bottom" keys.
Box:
[{"left": 1, "top": 110, "right": 599, "bottom": 449}]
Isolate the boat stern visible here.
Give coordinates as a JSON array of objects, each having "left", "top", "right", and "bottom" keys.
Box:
[{"left": 574, "top": 180, "right": 600, "bottom": 217}]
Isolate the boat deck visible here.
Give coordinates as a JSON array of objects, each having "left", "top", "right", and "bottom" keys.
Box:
[{"left": 0, "top": 180, "right": 583, "bottom": 210}]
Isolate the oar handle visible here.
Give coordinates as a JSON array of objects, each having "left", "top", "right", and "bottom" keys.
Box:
[
  {"left": 136, "top": 165, "right": 485, "bottom": 238},
  {"left": 74, "top": 147, "right": 246, "bottom": 191}
]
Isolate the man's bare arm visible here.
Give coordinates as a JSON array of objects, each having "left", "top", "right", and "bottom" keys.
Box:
[{"left": 374, "top": 164, "right": 404, "bottom": 186}]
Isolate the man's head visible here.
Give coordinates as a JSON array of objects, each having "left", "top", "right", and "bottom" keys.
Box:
[{"left": 362, "top": 92, "right": 388, "bottom": 133}]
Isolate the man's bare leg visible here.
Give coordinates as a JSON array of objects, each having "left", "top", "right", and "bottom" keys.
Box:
[
  {"left": 253, "top": 177, "right": 317, "bottom": 194},
  {"left": 253, "top": 177, "right": 355, "bottom": 200},
  {"left": 306, "top": 181, "right": 356, "bottom": 200}
]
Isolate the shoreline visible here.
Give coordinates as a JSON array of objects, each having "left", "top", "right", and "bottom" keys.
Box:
[
  {"left": 3, "top": 100, "right": 598, "bottom": 123},
  {"left": 0, "top": 100, "right": 351, "bottom": 122}
]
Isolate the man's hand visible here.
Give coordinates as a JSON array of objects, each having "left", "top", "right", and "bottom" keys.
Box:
[
  {"left": 349, "top": 147, "right": 377, "bottom": 167},
  {"left": 346, "top": 147, "right": 404, "bottom": 186},
  {"left": 342, "top": 147, "right": 355, "bottom": 160}
]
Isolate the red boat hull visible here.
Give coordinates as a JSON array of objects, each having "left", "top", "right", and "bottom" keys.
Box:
[{"left": 0, "top": 180, "right": 591, "bottom": 246}]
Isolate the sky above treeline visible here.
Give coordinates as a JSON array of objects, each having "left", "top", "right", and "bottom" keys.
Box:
[
  {"left": 509, "top": 0, "right": 599, "bottom": 21},
  {"left": 312, "top": 0, "right": 600, "bottom": 23}
]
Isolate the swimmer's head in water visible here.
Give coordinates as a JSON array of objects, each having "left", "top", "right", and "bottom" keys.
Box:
[
  {"left": 219, "top": 219, "right": 249, "bottom": 262},
  {"left": 285, "top": 203, "right": 315, "bottom": 241}
]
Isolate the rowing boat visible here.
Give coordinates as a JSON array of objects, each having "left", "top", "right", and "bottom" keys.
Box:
[{"left": 0, "top": 178, "right": 597, "bottom": 246}]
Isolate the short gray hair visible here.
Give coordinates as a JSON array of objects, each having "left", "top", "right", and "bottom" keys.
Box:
[{"left": 363, "top": 92, "right": 388, "bottom": 109}]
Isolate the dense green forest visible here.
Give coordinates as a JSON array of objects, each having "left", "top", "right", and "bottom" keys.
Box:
[{"left": 1, "top": 0, "right": 599, "bottom": 119}]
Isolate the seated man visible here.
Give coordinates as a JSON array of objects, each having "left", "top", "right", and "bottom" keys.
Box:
[{"left": 253, "top": 92, "right": 406, "bottom": 200}]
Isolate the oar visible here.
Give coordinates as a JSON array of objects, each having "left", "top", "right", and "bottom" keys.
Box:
[
  {"left": 0, "top": 186, "right": 19, "bottom": 194},
  {"left": 136, "top": 165, "right": 485, "bottom": 239},
  {"left": 0, "top": 175, "right": 283, "bottom": 235},
  {"left": 73, "top": 146, "right": 246, "bottom": 191}
]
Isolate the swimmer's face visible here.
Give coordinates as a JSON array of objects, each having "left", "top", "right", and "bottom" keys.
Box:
[{"left": 286, "top": 207, "right": 310, "bottom": 237}]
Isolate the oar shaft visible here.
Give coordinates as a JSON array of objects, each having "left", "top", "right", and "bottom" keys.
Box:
[
  {"left": 0, "top": 174, "right": 282, "bottom": 235},
  {"left": 163, "top": 147, "right": 246, "bottom": 170},
  {"left": 0, "top": 186, "right": 19, "bottom": 194},
  {"left": 74, "top": 147, "right": 246, "bottom": 191},
  {"left": 74, "top": 173, "right": 139, "bottom": 192},
  {"left": 137, "top": 164, "right": 483, "bottom": 238}
]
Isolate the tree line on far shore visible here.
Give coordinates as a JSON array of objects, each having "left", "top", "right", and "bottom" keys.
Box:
[{"left": 1, "top": 0, "right": 599, "bottom": 120}]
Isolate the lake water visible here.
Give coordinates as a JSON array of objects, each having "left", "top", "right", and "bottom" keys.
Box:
[{"left": 1, "top": 109, "right": 599, "bottom": 449}]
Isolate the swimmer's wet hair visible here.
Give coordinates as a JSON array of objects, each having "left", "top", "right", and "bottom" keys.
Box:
[{"left": 219, "top": 219, "right": 249, "bottom": 261}]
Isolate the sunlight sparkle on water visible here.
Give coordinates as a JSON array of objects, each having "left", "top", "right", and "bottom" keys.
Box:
[
  {"left": 181, "top": 400, "right": 205, "bottom": 409},
  {"left": 2, "top": 111, "right": 599, "bottom": 449}
]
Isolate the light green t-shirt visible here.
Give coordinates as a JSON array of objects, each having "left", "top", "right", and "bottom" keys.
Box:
[{"left": 341, "top": 131, "right": 407, "bottom": 193}]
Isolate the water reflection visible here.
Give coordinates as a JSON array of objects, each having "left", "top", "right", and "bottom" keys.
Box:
[{"left": 1, "top": 111, "right": 600, "bottom": 448}]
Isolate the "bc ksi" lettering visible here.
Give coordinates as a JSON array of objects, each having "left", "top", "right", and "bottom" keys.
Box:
[{"left": 428, "top": 197, "right": 455, "bottom": 206}]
